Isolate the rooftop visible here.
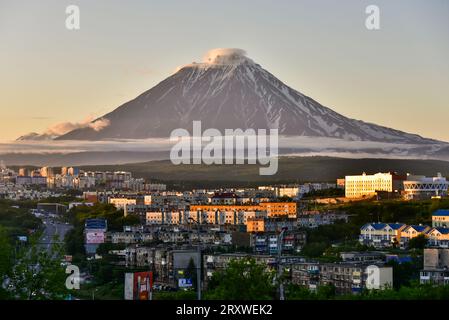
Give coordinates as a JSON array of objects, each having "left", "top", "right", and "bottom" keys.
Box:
[{"left": 433, "top": 209, "right": 449, "bottom": 217}]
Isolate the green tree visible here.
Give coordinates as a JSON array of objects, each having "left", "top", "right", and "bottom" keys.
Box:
[
  {"left": 8, "top": 236, "right": 69, "bottom": 300},
  {"left": 154, "top": 290, "right": 196, "bottom": 300},
  {"left": 285, "top": 284, "right": 316, "bottom": 300},
  {"left": 301, "top": 242, "right": 329, "bottom": 258},
  {"left": 387, "top": 259, "right": 422, "bottom": 289},
  {"left": 0, "top": 226, "right": 13, "bottom": 299},
  {"left": 316, "top": 284, "right": 336, "bottom": 299},
  {"left": 408, "top": 234, "right": 428, "bottom": 250},
  {"left": 0, "top": 226, "right": 12, "bottom": 276},
  {"left": 285, "top": 284, "right": 336, "bottom": 300},
  {"left": 204, "top": 258, "right": 275, "bottom": 300}
]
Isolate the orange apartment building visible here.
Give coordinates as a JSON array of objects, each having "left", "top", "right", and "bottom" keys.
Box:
[
  {"left": 190, "top": 202, "right": 297, "bottom": 218},
  {"left": 246, "top": 217, "right": 265, "bottom": 233}
]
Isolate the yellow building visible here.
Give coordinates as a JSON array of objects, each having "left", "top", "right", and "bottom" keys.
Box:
[
  {"left": 345, "top": 172, "right": 405, "bottom": 198},
  {"left": 432, "top": 210, "right": 449, "bottom": 228},
  {"left": 400, "top": 225, "right": 431, "bottom": 247},
  {"left": 401, "top": 225, "right": 431, "bottom": 240},
  {"left": 427, "top": 227, "right": 449, "bottom": 247},
  {"left": 146, "top": 211, "right": 183, "bottom": 224},
  {"left": 108, "top": 198, "right": 137, "bottom": 210}
]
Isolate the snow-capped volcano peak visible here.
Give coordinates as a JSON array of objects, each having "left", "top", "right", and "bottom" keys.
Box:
[
  {"left": 176, "top": 48, "right": 255, "bottom": 72},
  {"left": 56, "top": 48, "right": 442, "bottom": 145},
  {"left": 202, "top": 48, "right": 252, "bottom": 65}
]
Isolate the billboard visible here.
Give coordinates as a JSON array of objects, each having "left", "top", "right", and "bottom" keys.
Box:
[
  {"left": 85, "top": 218, "right": 107, "bottom": 231},
  {"left": 124, "top": 272, "right": 153, "bottom": 300},
  {"left": 85, "top": 231, "right": 105, "bottom": 244},
  {"left": 178, "top": 278, "right": 193, "bottom": 288}
]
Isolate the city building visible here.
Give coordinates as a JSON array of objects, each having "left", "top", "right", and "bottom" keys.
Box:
[
  {"left": 427, "top": 227, "right": 449, "bottom": 248},
  {"left": 246, "top": 217, "right": 265, "bottom": 233},
  {"left": 246, "top": 217, "right": 297, "bottom": 233},
  {"left": 16, "top": 175, "right": 47, "bottom": 187},
  {"left": 291, "top": 261, "right": 393, "bottom": 294},
  {"left": 109, "top": 197, "right": 137, "bottom": 210},
  {"left": 40, "top": 167, "right": 55, "bottom": 178},
  {"left": 399, "top": 225, "right": 431, "bottom": 248},
  {"left": 432, "top": 209, "right": 449, "bottom": 228},
  {"left": 403, "top": 173, "right": 449, "bottom": 200},
  {"left": 297, "top": 210, "right": 349, "bottom": 229},
  {"left": 203, "top": 253, "right": 276, "bottom": 288},
  {"left": 123, "top": 246, "right": 201, "bottom": 288},
  {"left": 345, "top": 172, "right": 406, "bottom": 198},
  {"left": 275, "top": 186, "right": 299, "bottom": 199},
  {"left": 359, "top": 223, "right": 407, "bottom": 248},
  {"left": 253, "top": 231, "right": 306, "bottom": 254},
  {"left": 211, "top": 192, "right": 240, "bottom": 205},
  {"left": 37, "top": 203, "right": 67, "bottom": 214},
  {"left": 339, "top": 251, "right": 386, "bottom": 263},
  {"left": 359, "top": 221, "right": 449, "bottom": 249},
  {"left": 336, "top": 179, "right": 345, "bottom": 189},
  {"left": 146, "top": 211, "right": 185, "bottom": 225},
  {"left": 420, "top": 248, "right": 449, "bottom": 285},
  {"left": 190, "top": 202, "right": 297, "bottom": 218}
]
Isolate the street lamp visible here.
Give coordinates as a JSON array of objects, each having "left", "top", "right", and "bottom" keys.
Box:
[
  {"left": 188, "top": 216, "right": 202, "bottom": 300},
  {"left": 277, "top": 227, "right": 288, "bottom": 300}
]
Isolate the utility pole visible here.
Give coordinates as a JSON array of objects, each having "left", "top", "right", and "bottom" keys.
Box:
[
  {"left": 277, "top": 227, "right": 288, "bottom": 300},
  {"left": 189, "top": 217, "right": 201, "bottom": 300}
]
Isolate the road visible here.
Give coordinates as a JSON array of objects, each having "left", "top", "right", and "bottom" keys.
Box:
[{"left": 39, "top": 216, "right": 72, "bottom": 253}]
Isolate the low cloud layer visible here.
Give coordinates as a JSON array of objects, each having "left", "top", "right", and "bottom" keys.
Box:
[
  {"left": 202, "top": 48, "right": 249, "bottom": 65},
  {"left": 44, "top": 116, "right": 110, "bottom": 136},
  {"left": 1, "top": 136, "right": 447, "bottom": 160}
]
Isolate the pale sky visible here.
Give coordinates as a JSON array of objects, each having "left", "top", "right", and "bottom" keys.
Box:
[{"left": 0, "top": 0, "right": 448, "bottom": 142}]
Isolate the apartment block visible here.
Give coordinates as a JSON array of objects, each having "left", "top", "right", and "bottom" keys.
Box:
[{"left": 420, "top": 248, "right": 449, "bottom": 285}]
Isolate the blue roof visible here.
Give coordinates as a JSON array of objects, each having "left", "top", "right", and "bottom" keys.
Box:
[
  {"left": 435, "top": 227, "right": 449, "bottom": 234},
  {"left": 433, "top": 209, "right": 449, "bottom": 217},
  {"left": 360, "top": 223, "right": 386, "bottom": 230},
  {"left": 361, "top": 223, "right": 406, "bottom": 230},
  {"left": 372, "top": 223, "right": 387, "bottom": 230},
  {"left": 409, "top": 225, "right": 429, "bottom": 232},
  {"left": 387, "top": 223, "right": 405, "bottom": 230},
  {"left": 386, "top": 255, "right": 412, "bottom": 264}
]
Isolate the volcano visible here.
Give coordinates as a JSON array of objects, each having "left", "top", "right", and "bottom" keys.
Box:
[{"left": 56, "top": 48, "right": 439, "bottom": 144}]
